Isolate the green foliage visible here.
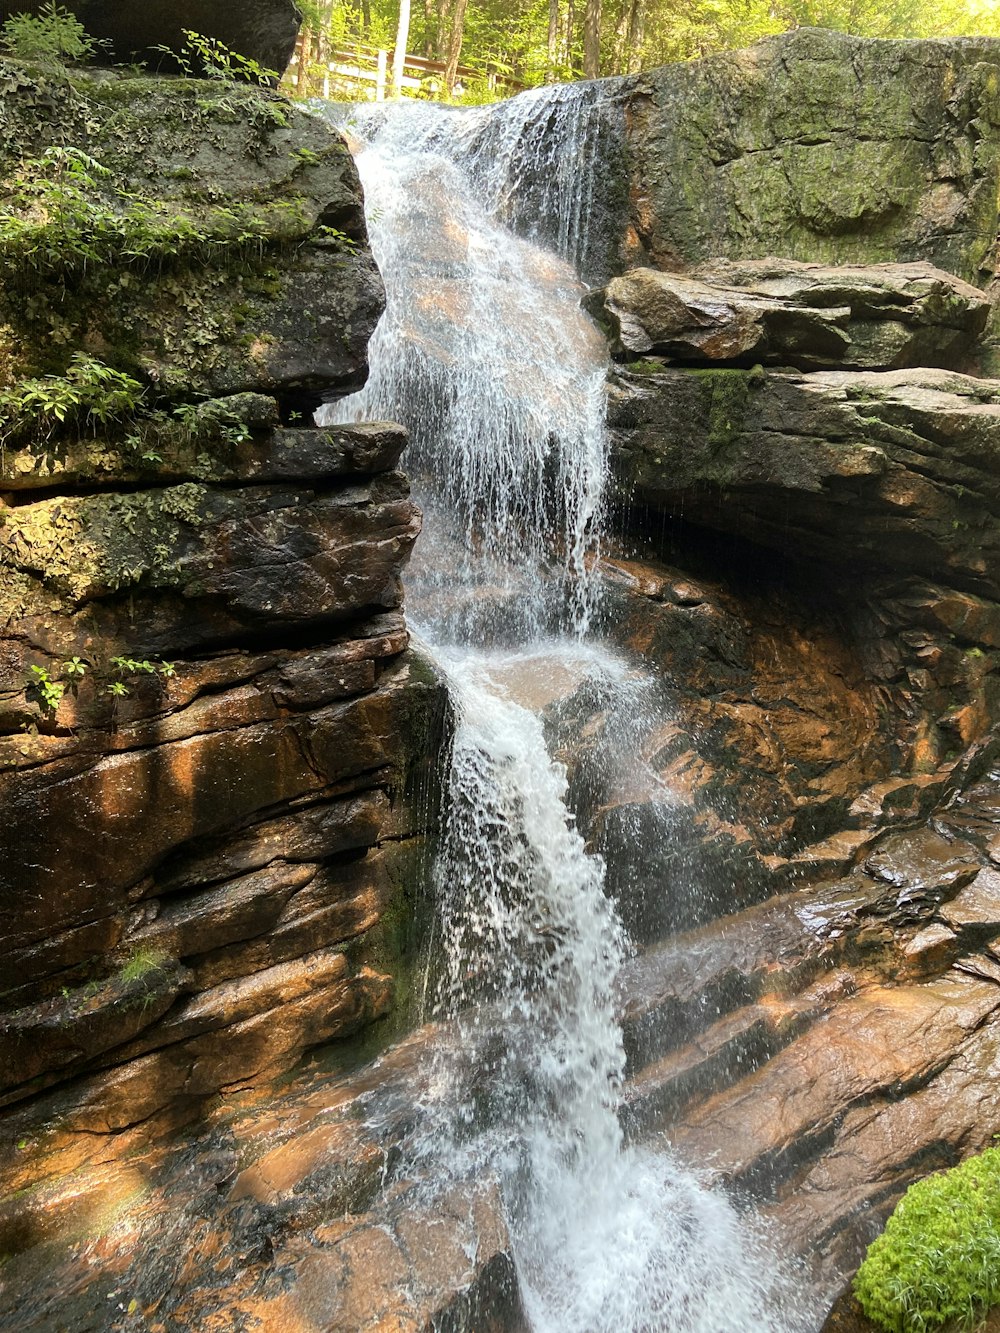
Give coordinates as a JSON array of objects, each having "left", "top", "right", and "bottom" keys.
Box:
[
  {"left": 26, "top": 664, "right": 63, "bottom": 714},
  {"left": 292, "top": 0, "right": 1000, "bottom": 103},
  {"left": 23, "top": 653, "right": 176, "bottom": 718},
  {"left": 0, "top": 144, "right": 307, "bottom": 283},
  {"left": 0, "top": 1, "right": 94, "bottom": 66},
  {"left": 0, "top": 352, "right": 145, "bottom": 464},
  {"left": 854, "top": 1147, "right": 1000, "bottom": 1332},
  {"left": 158, "top": 29, "right": 279, "bottom": 84}
]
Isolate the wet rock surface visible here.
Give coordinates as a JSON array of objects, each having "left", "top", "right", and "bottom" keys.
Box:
[
  {"left": 0, "top": 56, "right": 446, "bottom": 1266},
  {"left": 0, "top": 1030, "right": 527, "bottom": 1332}
]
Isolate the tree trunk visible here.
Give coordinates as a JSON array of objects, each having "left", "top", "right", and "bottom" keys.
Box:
[
  {"left": 392, "top": 0, "right": 411, "bottom": 97},
  {"left": 443, "top": 0, "right": 469, "bottom": 95},
  {"left": 625, "top": 0, "right": 644, "bottom": 73},
  {"left": 564, "top": 0, "right": 575, "bottom": 66},
  {"left": 547, "top": 0, "right": 560, "bottom": 81},
  {"left": 294, "top": 28, "right": 310, "bottom": 91},
  {"left": 434, "top": 0, "right": 448, "bottom": 59},
  {"left": 583, "top": 0, "right": 601, "bottom": 78},
  {"left": 611, "top": 0, "right": 628, "bottom": 74},
  {"left": 361, "top": 0, "right": 371, "bottom": 33},
  {"left": 423, "top": 0, "right": 434, "bottom": 55}
]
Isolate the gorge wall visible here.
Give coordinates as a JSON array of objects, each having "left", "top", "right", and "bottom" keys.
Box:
[
  {"left": 0, "top": 61, "right": 445, "bottom": 1248},
  {"left": 573, "top": 28, "right": 1000, "bottom": 1306}
]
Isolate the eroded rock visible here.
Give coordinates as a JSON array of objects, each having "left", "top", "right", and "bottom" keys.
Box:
[{"left": 586, "top": 261, "right": 989, "bottom": 370}]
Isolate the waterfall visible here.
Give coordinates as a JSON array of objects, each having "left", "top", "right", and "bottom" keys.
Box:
[{"left": 317, "top": 86, "right": 808, "bottom": 1333}]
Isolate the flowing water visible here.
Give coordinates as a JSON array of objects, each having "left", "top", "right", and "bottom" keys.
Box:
[{"left": 317, "top": 86, "right": 809, "bottom": 1333}]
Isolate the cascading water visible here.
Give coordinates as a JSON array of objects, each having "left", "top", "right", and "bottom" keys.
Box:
[{"left": 317, "top": 85, "right": 810, "bottom": 1332}]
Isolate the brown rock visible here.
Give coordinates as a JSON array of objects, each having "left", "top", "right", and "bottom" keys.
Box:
[{"left": 587, "top": 261, "right": 987, "bottom": 370}]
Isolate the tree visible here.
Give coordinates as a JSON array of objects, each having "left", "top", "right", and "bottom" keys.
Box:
[
  {"left": 442, "top": 0, "right": 469, "bottom": 93},
  {"left": 285, "top": 0, "right": 1000, "bottom": 105},
  {"left": 583, "top": 0, "right": 601, "bottom": 76},
  {"left": 392, "top": 0, "right": 411, "bottom": 95}
]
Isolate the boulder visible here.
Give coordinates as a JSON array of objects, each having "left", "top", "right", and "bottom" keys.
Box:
[
  {"left": 0, "top": 0, "right": 302, "bottom": 78},
  {"left": 0, "top": 60, "right": 445, "bottom": 1192},
  {"left": 586, "top": 260, "right": 990, "bottom": 371}
]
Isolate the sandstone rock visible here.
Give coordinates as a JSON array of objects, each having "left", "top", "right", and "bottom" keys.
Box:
[
  {"left": 938, "top": 866, "right": 1000, "bottom": 933},
  {"left": 902, "top": 923, "right": 959, "bottom": 977},
  {"left": 587, "top": 261, "right": 989, "bottom": 371},
  {"left": 670, "top": 975, "right": 1000, "bottom": 1186},
  {"left": 0, "top": 1, "right": 303, "bottom": 79},
  {"left": 864, "top": 829, "right": 980, "bottom": 907},
  {"left": 0, "top": 68, "right": 380, "bottom": 401}
]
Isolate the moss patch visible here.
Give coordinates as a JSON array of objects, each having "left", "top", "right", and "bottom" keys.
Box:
[{"left": 854, "top": 1146, "right": 1000, "bottom": 1331}]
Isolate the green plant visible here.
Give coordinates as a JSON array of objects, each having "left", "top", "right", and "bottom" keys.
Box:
[
  {"left": 118, "top": 947, "right": 168, "bottom": 985},
  {"left": 0, "top": 352, "right": 146, "bottom": 464},
  {"left": 106, "top": 656, "right": 175, "bottom": 696},
  {"left": 0, "top": 145, "right": 310, "bottom": 285},
  {"left": 22, "top": 653, "right": 175, "bottom": 718},
  {"left": 160, "top": 29, "right": 278, "bottom": 85},
  {"left": 26, "top": 665, "right": 63, "bottom": 714},
  {"left": 0, "top": 1, "right": 94, "bottom": 65},
  {"left": 854, "top": 1146, "right": 1000, "bottom": 1331}
]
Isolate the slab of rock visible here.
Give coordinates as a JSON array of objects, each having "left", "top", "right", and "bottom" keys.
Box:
[
  {"left": 670, "top": 975, "right": 1000, "bottom": 1185},
  {"left": 617, "top": 29, "right": 1000, "bottom": 301},
  {"left": 587, "top": 261, "right": 989, "bottom": 371},
  {"left": 0, "top": 67, "right": 380, "bottom": 400},
  {"left": 610, "top": 365, "right": 1000, "bottom": 599},
  {"left": 939, "top": 866, "right": 1000, "bottom": 932}
]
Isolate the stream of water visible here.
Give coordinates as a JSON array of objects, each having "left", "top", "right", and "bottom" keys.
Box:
[{"left": 318, "top": 86, "right": 809, "bottom": 1333}]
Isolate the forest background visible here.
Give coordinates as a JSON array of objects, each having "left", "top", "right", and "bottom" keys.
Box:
[{"left": 288, "top": 0, "right": 1000, "bottom": 102}]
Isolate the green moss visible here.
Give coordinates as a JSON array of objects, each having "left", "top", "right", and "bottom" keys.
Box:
[
  {"left": 854, "top": 1146, "right": 1000, "bottom": 1331},
  {"left": 0, "top": 483, "right": 212, "bottom": 601},
  {"left": 691, "top": 367, "right": 765, "bottom": 452}
]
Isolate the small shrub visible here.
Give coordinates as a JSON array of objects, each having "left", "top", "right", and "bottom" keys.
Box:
[
  {"left": 157, "top": 29, "right": 278, "bottom": 85},
  {"left": 854, "top": 1146, "right": 1000, "bottom": 1332},
  {"left": 0, "top": 2, "right": 94, "bottom": 64}
]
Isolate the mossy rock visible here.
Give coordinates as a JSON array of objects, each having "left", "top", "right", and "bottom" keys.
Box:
[
  {"left": 622, "top": 29, "right": 1000, "bottom": 286},
  {"left": 0, "top": 61, "right": 382, "bottom": 400}
]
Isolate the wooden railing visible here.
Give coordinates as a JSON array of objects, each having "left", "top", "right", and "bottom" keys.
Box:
[{"left": 289, "top": 42, "right": 524, "bottom": 101}]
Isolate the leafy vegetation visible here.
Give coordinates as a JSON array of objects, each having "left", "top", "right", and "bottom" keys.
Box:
[
  {"left": 0, "top": 352, "right": 146, "bottom": 455},
  {"left": 163, "top": 29, "right": 279, "bottom": 85},
  {"left": 0, "top": 1, "right": 95, "bottom": 66},
  {"left": 288, "top": 0, "right": 1000, "bottom": 102},
  {"left": 854, "top": 1147, "right": 1000, "bottom": 1332},
  {"left": 118, "top": 948, "right": 169, "bottom": 985},
  {"left": 24, "top": 653, "right": 176, "bottom": 718},
  {"left": 0, "top": 144, "right": 315, "bottom": 284}
]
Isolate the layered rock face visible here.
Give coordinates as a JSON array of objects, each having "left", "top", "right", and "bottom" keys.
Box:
[
  {"left": 0, "top": 64, "right": 444, "bottom": 1241},
  {"left": 619, "top": 28, "right": 1000, "bottom": 286},
  {"left": 586, "top": 43, "right": 1000, "bottom": 1294}
]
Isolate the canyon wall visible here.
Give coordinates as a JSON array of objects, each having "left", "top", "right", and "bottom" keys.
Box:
[{"left": 0, "top": 62, "right": 445, "bottom": 1240}]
